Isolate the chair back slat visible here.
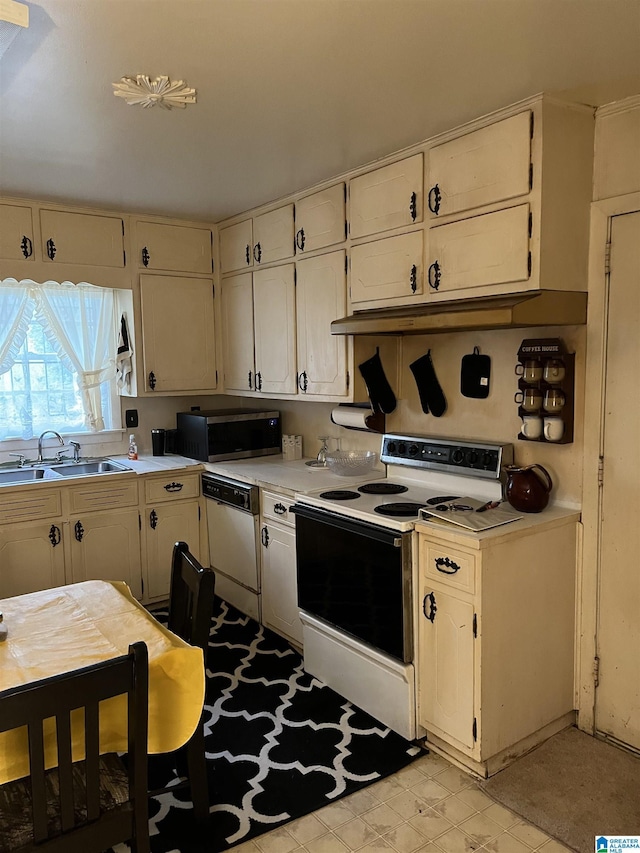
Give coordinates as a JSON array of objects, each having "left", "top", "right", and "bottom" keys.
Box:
[
  {"left": 84, "top": 703, "right": 101, "bottom": 821},
  {"left": 56, "top": 710, "right": 75, "bottom": 831},
  {"left": 168, "top": 541, "right": 215, "bottom": 653}
]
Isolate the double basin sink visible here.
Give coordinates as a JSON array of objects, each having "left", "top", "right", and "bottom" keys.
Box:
[{"left": 0, "top": 459, "right": 133, "bottom": 486}]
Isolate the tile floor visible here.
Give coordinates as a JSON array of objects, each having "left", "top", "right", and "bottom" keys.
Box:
[{"left": 231, "top": 750, "right": 572, "bottom": 853}]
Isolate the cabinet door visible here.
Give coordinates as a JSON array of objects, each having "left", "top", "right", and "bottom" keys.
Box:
[
  {"left": 418, "top": 586, "right": 475, "bottom": 750},
  {"left": 296, "top": 250, "right": 348, "bottom": 397},
  {"left": 222, "top": 273, "right": 256, "bottom": 392},
  {"left": 253, "top": 264, "right": 297, "bottom": 394},
  {"left": 39, "top": 209, "right": 125, "bottom": 267},
  {"left": 0, "top": 203, "right": 35, "bottom": 261},
  {"left": 68, "top": 509, "right": 142, "bottom": 599},
  {"left": 349, "top": 154, "right": 423, "bottom": 239},
  {"left": 140, "top": 274, "right": 217, "bottom": 392},
  {"left": 261, "top": 521, "right": 302, "bottom": 645},
  {"left": 427, "top": 111, "right": 532, "bottom": 219},
  {"left": 253, "top": 204, "right": 294, "bottom": 265},
  {"left": 145, "top": 499, "right": 201, "bottom": 600},
  {"left": 220, "top": 219, "right": 253, "bottom": 273},
  {"left": 295, "top": 183, "right": 346, "bottom": 253},
  {"left": 427, "top": 204, "right": 530, "bottom": 295},
  {"left": 0, "top": 520, "right": 66, "bottom": 597},
  {"left": 136, "top": 221, "right": 212, "bottom": 274},
  {"left": 350, "top": 231, "right": 423, "bottom": 305}
]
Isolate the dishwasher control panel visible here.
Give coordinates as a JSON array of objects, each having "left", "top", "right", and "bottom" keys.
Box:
[{"left": 202, "top": 473, "right": 259, "bottom": 514}]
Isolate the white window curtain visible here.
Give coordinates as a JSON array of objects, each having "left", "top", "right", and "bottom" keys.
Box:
[{"left": 0, "top": 279, "right": 117, "bottom": 432}]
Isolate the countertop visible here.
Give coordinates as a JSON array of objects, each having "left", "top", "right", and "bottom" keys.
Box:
[
  {"left": 110, "top": 454, "right": 204, "bottom": 475},
  {"left": 202, "top": 455, "right": 386, "bottom": 496}
]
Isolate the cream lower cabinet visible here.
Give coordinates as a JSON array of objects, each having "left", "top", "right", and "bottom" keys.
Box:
[
  {"left": 260, "top": 490, "right": 302, "bottom": 646},
  {"left": 0, "top": 519, "right": 66, "bottom": 598},
  {"left": 141, "top": 470, "right": 203, "bottom": 602},
  {"left": 417, "top": 515, "right": 578, "bottom": 777}
]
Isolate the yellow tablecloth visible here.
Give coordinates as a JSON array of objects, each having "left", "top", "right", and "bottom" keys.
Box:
[{"left": 0, "top": 580, "right": 205, "bottom": 784}]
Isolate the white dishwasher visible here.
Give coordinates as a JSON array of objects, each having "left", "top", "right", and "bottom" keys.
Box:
[{"left": 202, "top": 473, "right": 261, "bottom": 621}]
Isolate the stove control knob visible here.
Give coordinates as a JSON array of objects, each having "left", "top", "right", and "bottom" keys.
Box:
[
  {"left": 398, "top": 442, "right": 407, "bottom": 456},
  {"left": 408, "top": 444, "right": 419, "bottom": 457},
  {"left": 451, "top": 449, "right": 465, "bottom": 464},
  {"left": 467, "top": 450, "right": 479, "bottom": 466},
  {"left": 387, "top": 441, "right": 397, "bottom": 455}
]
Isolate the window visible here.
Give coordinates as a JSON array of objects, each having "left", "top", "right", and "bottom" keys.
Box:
[{"left": 0, "top": 279, "right": 124, "bottom": 441}]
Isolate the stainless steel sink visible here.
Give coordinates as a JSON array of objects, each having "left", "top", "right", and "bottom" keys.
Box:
[
  {"left": 0, "top": 468, "right": 47, "bottom": 484},
  {"left": 50, "top": 460, "right": 132, "bottom": 476}
]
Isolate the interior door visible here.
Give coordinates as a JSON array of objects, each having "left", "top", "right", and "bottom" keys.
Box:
[{"left": 595, "top": 210, "right": 640, "bottom": 751}]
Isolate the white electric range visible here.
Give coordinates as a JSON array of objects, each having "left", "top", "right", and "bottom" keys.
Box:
[{"left": 293, "top": 433, "right": 514, "bottom": 740}]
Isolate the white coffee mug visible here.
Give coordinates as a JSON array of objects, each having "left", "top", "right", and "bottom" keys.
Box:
[
  {"left": 544, "top": 416, "right": 564, "bottom": 441},
  {"left": 543, "top": 359, "right": 566, "bottom": 384},
  {"left": 521, "top": 415, "right": 543, "bottom": 439}
]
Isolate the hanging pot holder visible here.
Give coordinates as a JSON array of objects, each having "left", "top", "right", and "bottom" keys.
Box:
[{"left": 460, "top": 346, "right": 491, "bottom": 399}]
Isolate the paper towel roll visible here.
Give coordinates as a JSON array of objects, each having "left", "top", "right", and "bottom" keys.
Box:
[{"left": 331, "top": 407, "right": 370, "bottom": 430}]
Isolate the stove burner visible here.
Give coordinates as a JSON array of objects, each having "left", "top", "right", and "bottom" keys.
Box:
[
  {"left": 319, "top": 490, "right": 361, "bottom": 501},
  {"left": 425, "top": 495, "right": 460, "bottom": 506},
  {"left": 358, "top": 482, "right": 408, "bottom": 495},
  {"left": 374, "top": 502, "right": 425, "bottom": 517}
]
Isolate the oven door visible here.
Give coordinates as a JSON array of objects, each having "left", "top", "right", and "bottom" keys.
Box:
[{"left": 294, "top": 504, "right": 413, "bottom": 663}]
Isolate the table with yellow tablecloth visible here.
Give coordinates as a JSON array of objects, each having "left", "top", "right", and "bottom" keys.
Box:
[{"left": 0, "top": 580, "right": 205, "bottom": 784}]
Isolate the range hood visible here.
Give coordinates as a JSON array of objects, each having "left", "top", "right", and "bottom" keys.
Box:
[{"left": 331, "top": 291, "right": 588, "bottom": 336}]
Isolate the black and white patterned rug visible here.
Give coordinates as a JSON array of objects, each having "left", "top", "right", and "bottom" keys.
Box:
[{"left": 121, "top": 597, "right": 421, "bottom": 852}]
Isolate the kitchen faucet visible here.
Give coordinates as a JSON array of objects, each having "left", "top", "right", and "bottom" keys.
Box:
[{"left": 37, "top": 430, "right": 64, "bottom": 462}]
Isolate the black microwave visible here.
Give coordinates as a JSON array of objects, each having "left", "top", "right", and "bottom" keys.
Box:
[{"left": 176, "top": 409, "right": 281, "bottom": 462}]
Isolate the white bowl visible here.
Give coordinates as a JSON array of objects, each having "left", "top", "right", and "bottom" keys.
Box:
[{"left": 325, "top": 450, "right": 378, "bottom": 476}]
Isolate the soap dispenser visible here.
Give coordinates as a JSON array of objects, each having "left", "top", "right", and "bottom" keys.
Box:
[{"left": 127, "top": 434, "right": 138, "bottom": 460}]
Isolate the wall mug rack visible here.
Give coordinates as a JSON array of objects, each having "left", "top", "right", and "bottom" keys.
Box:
[{"left": 514, "top": 337, "right": 575, "bottom": 445}]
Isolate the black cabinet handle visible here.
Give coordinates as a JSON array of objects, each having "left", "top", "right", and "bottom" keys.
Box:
[
  {"left": 142, "top": 246, "right": 150, "bottom": 267},
  {"left": 253, "top": 242, "right": 262, "bottom": 263},
  {"left": 274, "top": 503, "right": 287, "bottom": 515},
  {"left": 248, "top": 370, "right": 253, "bottom": 390},
  {"left": 245, "top": 244, "right": 251, "bottom": 265},
  {"left": 298, "top": 370, "right": 308, "bottom": 392},
  {"left": 163, "top": 482, "right": 183, "bottom": 492},
  {"left": 295, "top": 228, "right": 306, "bottom": 251},
  {"left": 255, "top": 371, "right": 262, "bottom": 391},
  {"left": 261, "top": 525, "right": 269, "bottom": 547},
  {"left": 409, "top": 191, "right": 417, "bottom": 221},
  {"left": 428, "top": 184, "right": 441, "bottom": 215},
  {"left": 423, "top": 591, "right": 437, "bottom": 623},
  {"left": 49, "top": 524, "right": 61, "bottom": 547},
  {"left": 21, "top": 235, "right": 33, "bottom": 258},
  {"left": 149, "top": 509, "right": 158, "bottom": 530},
  {"left": 435, "top": 556, "right": 461, "bottom": 575},
  {"left": 410, "top": 265, "right": 418, "bottom": 293},
  {"left": 74, "top": 521, "right": 84, "bottom": 542},
  {"left": 148, "top": 371, "right": 156, "bottom": 390},
  {"left": 46, "top": 238, "right": 56, "bottom": 260},
  {"left": 427, "top": 260, "right": 441, "bottom": 290}
]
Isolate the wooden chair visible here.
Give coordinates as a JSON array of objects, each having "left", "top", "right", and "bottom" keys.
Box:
[
  {"left": 0, "top": 642, "right": 149, "bottom": 853},
  {"left": 153, "top": 540, "right": 215, "bottom": 823}
]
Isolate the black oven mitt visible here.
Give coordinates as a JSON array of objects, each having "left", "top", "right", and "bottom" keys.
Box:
[
  {"left": 460, "top": 346, "right": 491, "bottom": 399},
  {"left": 409, "top": 350, "right": 447, "bottom": 417},
  {"left": 358, "top": 348, "right": 397, "bottom": 414}
]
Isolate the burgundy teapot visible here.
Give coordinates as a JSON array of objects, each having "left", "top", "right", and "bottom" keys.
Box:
[{"left": 504, "top": 464, "right": 553, "bottom": 513}]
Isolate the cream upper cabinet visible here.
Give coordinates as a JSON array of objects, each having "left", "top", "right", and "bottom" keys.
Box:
[
  {"left": 427, "top": 111, "right": 532, "bottom": 219},
  {"left": 253, "top": 204, "right": 295, "bottom": 265},
  {"left": 140, "top": 274, "right": 217, "bottom": 393},
  {"left": 417, "top": 516, "right": 578, "bottom": 775},
  {"left": 222, "top": 273, "right": 256, "bottom": 392},
  {"left": 220, "top": 219, "right": 253, "bottom": 273},
  {"left": 349, "top": 154, "right": 423, "bottom": 239},
  {"left": 39, "top": 209, "right": 125, "bottom": 268},
  {"left": 296, "top": 250, "right": 348, "bottom": 397},
  {"left": 0, "top": 202, "right": 35, "bottom": 261},
  {"left": 253, "top": 264, "right": 297, "bottom": 394},
  {"left": 135, "top": 221, "right": 213, "bottom": 274},
  {"left": 350, "top": 231, "right": 423, "bottom": 306},
  {"left": 294, "top": 183, "right": 346, "bottom": 253}
]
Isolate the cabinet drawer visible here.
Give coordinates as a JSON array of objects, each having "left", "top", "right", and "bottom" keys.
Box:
[
  {"left": 1, "top": 488, "right": 62, "bottom": 523},
  {"left": 68, "top": 480, "right": 139, "bottom": 513},
  {"left": 422, "top": 540, "right": 476, "bottom": 594},
  {"left": 144, "top": 472, "right": 200, "bottom": 504},
  {"left": 261, "top": 491, "right": 295, "bottom": 526}
]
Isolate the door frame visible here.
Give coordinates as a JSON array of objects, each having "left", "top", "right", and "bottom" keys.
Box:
[{"left": 578, "top": 191, "right": 640, "bottom": 733}]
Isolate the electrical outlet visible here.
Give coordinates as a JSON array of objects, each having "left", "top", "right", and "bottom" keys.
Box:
[{"left": 125, "top": 409, "right": 138, "bottom": 428}]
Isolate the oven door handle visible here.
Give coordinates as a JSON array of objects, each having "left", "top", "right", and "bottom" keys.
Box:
[{"left": 291, "top": 504, "right": 405, "bottom": 546}]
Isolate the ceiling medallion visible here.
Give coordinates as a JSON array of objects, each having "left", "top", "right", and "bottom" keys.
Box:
[{"left": 112, "top": 75, "right": 197, "bottom": 110}]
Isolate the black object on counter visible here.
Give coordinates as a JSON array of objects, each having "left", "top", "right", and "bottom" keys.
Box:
[
  {"left": 461, "top": 346, "right": 491, "bottom": 399},
  {"left": 151, "top": 429, "right": 166, "bottom": 456},
  {"left": 409, "top": 350, "right": 447, "bottom": 417},
  {"left": 358, "top": 348, "right": 397, "bottom": 414}
]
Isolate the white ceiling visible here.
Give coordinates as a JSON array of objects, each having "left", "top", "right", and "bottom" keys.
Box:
[{"left": 1, "top": 0, "right": 639, "bottom": 223}]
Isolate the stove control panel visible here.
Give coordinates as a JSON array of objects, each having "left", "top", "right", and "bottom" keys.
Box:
[{"left": 381, "top": 435, "right": 514, "bottom": 479}]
